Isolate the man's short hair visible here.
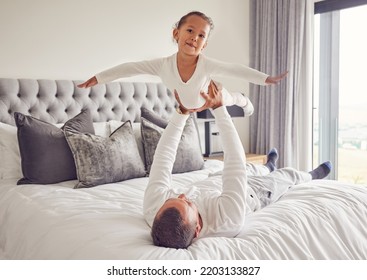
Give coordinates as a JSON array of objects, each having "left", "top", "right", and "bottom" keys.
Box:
[{"left": 151, "top": 207, "right": 196, "bottom": 249}]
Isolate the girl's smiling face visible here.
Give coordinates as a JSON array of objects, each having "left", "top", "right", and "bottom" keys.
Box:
[{"left": 173, "top": 15, "right": 211, "bottom": 57}]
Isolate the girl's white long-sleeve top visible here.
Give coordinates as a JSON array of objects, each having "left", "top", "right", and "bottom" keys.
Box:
[
  {"left": 96, "top": 53, "right": 268, "bottom": 109},
  {"left": 143, "top": 107, "right": 259, "bottom": 238}
]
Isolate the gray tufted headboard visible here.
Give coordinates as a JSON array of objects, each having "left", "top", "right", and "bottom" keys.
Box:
[{"left": 0, "top": 78, "right": 176, "bottom": 125}]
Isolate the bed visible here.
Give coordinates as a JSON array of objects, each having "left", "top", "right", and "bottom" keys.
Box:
[{"left": 0, "top": 78, "right": 366, "bottom": 260}]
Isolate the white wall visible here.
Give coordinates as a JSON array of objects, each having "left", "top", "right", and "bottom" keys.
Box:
[{"left": 0, "top": 0, "right": 251, "bottom": 150}]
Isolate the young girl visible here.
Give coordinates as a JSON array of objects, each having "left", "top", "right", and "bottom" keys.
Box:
[{"left": 78, "top": 11, "right": 287, "bottom": 110}]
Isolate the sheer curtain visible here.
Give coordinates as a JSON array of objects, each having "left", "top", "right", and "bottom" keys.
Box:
[{"left": 249, "top": 0, "right": 314, "bottom": 170}]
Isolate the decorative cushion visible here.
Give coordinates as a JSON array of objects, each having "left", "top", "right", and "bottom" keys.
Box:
[
  {"left": 140, "top": 109, "right": 204, "bottom": 174},
  {"left": 14, "top": 110, "right": 95, "bottom": 184},
  {"left": 64, "top": 120, "right": 146, "bottom": 188},
  {"left": 141, "top": 107, "right": 168, "bottom": 128},
  {"left": 109, "top": 120, "right": 145, "bottom": 162},
  {"left": 0, "top": 122, "right": 21, "bottom": 179}
]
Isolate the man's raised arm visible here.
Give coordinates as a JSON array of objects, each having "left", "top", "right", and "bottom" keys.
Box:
[
  {"left": 143, "top": 100, "right": 190, "bottom": 226},
  {"left": 201, "top": 81, "right": 248, "bottom": 235}
]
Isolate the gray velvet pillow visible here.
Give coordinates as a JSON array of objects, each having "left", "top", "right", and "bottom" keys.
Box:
[
  {"left": 141, "top": 116, "right": 204, "bottom": 174},
  {"left": 14, "top": 110, "right": 94, "bottom": 185},
  {"left": 64, "top": 120, "right": 146, "bottom": 188},
  {"left": 141, "top": 107, "right": 168, "bottom": 128}
]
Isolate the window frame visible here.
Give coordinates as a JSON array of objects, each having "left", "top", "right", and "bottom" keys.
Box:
[
  {"left": 315, "top": 0, "right": 367, "bottom": 14},
  {"left": 313, "top": 0, "right": 367, "bottom": 179},
  {"left": 316, "top": 11, "right": 340, "bottom": 179}
]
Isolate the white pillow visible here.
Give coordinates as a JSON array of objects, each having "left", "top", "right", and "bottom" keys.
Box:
[
  {"left": 0, "top": 122, "right": 22, "bottom": 179},
  {"left": 92, "top": 122, "right": 111, "bottom": 137},
  {"left": 109, "top": 120, "right": 144, "bottom": 162},
  {"left": 55, "top": 122, "right": 110, "bottom": 137}
]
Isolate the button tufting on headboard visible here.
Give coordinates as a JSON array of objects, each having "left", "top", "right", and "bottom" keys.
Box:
[{"left": 0, "top": 78, "right": 177, "bottom": 125}]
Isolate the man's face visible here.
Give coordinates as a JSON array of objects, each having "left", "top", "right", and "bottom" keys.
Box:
[{"left": 156, "top": 194, "right": 201, "bottom": 236}]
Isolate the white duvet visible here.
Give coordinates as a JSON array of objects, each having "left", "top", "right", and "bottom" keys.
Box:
[{"left": 0, "top": 160, "right": 366, "bottom": 260}]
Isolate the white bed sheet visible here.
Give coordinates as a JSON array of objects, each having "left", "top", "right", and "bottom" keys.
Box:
[{"left": 0, "top": 160, "right": 366, "bottom": 260}]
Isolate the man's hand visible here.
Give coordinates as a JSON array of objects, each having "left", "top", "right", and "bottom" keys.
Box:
[
  {"left": 77, "top": 76, "right": 98, "bottom": 88},
  {"left": 174, "top": 90, "right": 192, "bottom": 115},
  {"left": 174, "top": 80, "right": 223, "bottom": 114},
  {"left": 199, "top": 80, "right": 223, "bottom": 110}
]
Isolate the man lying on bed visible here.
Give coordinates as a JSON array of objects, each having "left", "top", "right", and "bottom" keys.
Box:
[{"left": 143, "top": 80, "right": 332, "bottom": 249}]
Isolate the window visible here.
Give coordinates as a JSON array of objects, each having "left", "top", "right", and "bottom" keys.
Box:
[{"left": 313, "top": 0, "right": 367, "bottom": 184}]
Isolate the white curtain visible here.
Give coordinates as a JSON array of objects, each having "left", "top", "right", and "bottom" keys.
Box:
[{"left": 249, "top": 0, "right": 314, "bottom": 170}]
